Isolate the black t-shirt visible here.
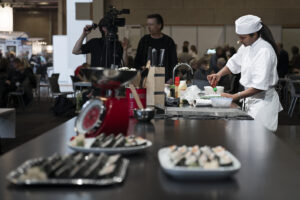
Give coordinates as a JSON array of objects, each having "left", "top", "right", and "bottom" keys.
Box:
[
  {"left": 134, "top": 34, "right": 178, "bottom": 82},
  {"left": 81, "top": 38, "right": 123, "bottom": 68}
]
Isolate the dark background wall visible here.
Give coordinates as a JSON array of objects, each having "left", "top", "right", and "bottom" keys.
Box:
[
  {"left": 13, "top": 8, "right": 58, "bottom": 44},
  {"left": 105, "top": 0, "right": 300, "bottom": 27}
]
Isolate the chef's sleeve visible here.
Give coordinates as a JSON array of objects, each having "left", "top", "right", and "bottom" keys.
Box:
[
  {"left": 249, "top": 48, "right": 274, "bottom": 90},
  {"left": 226, "top": 46, "right": 243, "bottom": 74}
]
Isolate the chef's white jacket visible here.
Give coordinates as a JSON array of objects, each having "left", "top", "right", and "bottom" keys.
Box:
[{"left": 226, "top": 37, "right": 282, "bottom": 131}]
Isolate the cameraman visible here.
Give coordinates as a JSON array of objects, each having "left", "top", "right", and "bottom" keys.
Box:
[
  {"left": 72, "top": 18, "right": 128, "bottom": 68},
  {"left": 134, "top": 14, "right": 178, "bottom": 83}
]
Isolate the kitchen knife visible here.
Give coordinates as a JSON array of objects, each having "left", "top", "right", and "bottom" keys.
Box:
[
  {"left": 151, "top": 48, "right": 158, "bottom": 66},
  {"left": 158, "top": 49, "right": 165, "bottom": 67}
]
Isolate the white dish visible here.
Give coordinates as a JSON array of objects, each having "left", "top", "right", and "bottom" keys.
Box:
[
  {"left": 68, "top": 138, "right": 152, "bottom": 155},
  {"left": 158, "top": 147, "right": 241, "bottom": 180},
  {"left": 211, "top": 97, "right": 232, "bottom": 108},
  {"left": 200, "top": 94, "right": 221, "bottom": 100}
]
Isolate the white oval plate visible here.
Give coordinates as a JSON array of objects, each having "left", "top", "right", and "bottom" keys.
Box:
[
  {"left": 158, "top": 147, "right": 241, "bottom": 180},
  {"left": 68, "top": 138, "right": 152, "bottom": 155}
]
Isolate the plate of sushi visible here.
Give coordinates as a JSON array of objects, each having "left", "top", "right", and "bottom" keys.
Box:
[
  {"left": 7, "top": 152, "right": 129, "bottom": 186},
  {"left": 68, "top": 133, "right": 152, "bottom": 154},
  {"left": 158, "top": 145, "right": 241, "bottom": 180}
]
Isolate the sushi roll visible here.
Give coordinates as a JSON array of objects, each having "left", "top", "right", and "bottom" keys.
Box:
[
  {"left": 169, "top": 145, "right": 177, "bottom": 152},
  {"left": 212, "top": 146, "right": 226, "bottom": 155},
  {"left": 115, "top": 133, "right": 123, "bottom": 141},
  {"left": 69, "top": 159, "right": 90, "bottom": 178},
  {"left": 198, "top": 154, "right": 208, "bottom": 167},
  {"left": 48, "top": 155, "right": 73, "bottom": 177},
  {"left": 83, "top": 153, "right": 106, "bottom": 178},
  {"left": 112, "top": 136, "right": 126, "bottom": 147},
  {"left": 191, "top": 145, "right": 201, "bottom": 157},
  {"left": 135, "top": 137, "right": 147, "bottom": 146},
  {"left": 106, "top": 154, "right": 121, "bottom": 165},
  {"left": 54, "top": 163, "right": 75, "bottom": 178},
  {"left": 184, "top": 154, "right": 198, "bottom": 167},
  {"left": 101, "top": 135, "right": 115, "bottom": 148},
  {"left": 218, "top": 154, "right": 233, "bottom": 166},
  {"left": 125, "top": 135, "right": 137, "bottom": 147},
  {"left": 91, "top": 133, "right": 106, "bottom": 147},
  {"left": 170, "top": 145, "right": 188, "bottom": 162},
  {"left": 202, "top": 159, "right": 219, "bottom": 169},
  {"left": 98, "top": 164, "right": 116, "bottom": 178}
]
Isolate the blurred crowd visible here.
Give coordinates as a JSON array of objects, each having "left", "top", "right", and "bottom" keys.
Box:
[
  {"left": 175, "top": 41, "right": 299, "bottom": 92},
  {"left": 0, "top": 50, "right": 52, "bottom": 108}
]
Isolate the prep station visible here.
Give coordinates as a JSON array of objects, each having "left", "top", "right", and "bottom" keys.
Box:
[{"left": 0, "top": 68, "right": 300, "bottom": 200}]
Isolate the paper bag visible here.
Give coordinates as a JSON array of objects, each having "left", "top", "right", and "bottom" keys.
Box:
[{"left": 146, "top": 67, "right": 165, "bottom": 109}]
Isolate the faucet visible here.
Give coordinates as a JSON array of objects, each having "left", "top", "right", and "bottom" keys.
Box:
[{"left": 173, "top": 63, "right": 194, "bottom": 84}]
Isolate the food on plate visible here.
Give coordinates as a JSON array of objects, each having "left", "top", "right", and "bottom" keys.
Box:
[
  {"left": 168, "top": 145, "right": 233, "bottom": 169},
  {"left": 15, "top": 152, "right": 123, "bottom": 181},
  {"left": 70, "top": 134, "right": 85, "bottom": 147},
  {"left": 70, "top": 133, "right": 148, "bottom": 148}
]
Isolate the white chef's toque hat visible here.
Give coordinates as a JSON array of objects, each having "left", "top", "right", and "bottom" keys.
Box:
[{"left": 235, "top": 15, "right": 262, "bottom": 35}]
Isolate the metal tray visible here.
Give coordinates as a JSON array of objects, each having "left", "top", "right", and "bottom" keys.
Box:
[{"left": 7, "top": 157, "right": 129, "bottom": 186}]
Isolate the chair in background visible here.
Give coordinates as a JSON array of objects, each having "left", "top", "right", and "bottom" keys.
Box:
[
  {"left": 38, "top": 74, "right": 50, "bottom": 100},
  {"left": 34, "top": 74, "right": 41, "bottom": 101},
  {"left": 48, "top": 76, "right": 74, "bottom": 102},
  {"left": 70, "top": 75, "right": 80, "bottom": 93},
  {"left": 7, "top": 88, "right": 26, "bottom": 110},
  {"left": 287, "top": 79, "right": 300, "bottom": 117},
  {"left": 51, "top": 73, "right": 60, "bottom": 79}
]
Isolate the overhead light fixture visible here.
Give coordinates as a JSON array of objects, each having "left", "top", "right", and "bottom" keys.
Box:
[{"left": 39, "top": 2, "right": 49, "bottom": 5}]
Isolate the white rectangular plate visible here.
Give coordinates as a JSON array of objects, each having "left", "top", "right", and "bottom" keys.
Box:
[{"left": 158, "top": 147, "right": 241, "bottom": 180}]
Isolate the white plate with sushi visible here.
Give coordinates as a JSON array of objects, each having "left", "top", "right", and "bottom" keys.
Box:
[
  {"left": 158, "top": 145, "right": 241, "bottom": 180},
  {"left": 68, "top": 134, "right": 152, "bottom": 155}
]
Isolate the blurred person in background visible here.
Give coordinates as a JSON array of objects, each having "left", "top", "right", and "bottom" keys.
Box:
[
  {"left": 74, "top": 63, "right": 90, "bottom": 81},
  {"left": 0, "top": 58, "right": 9, "bottom": 107},
  {"left": 191, "top": 56, "right": 210, "bottom": 90},
  {"left": 6, "top": 58, "right": 36, "bottom": 106},
  {"left": 277, "top": 43, "right": 289, "bottom": 78},
  {"left": 178, "top": 46, "right": 193, "bottom": 63},
  {"left": 289, "top": 46, "right": 300, "bottom": 74},
  {"left": 190, "top": 45, "right": 199, "bottom": 59},
  {"left": 134, "top": 14, "right": 177, "bottom": 82},
  {"left": 209, "top": 46, "right": 227, "bottom": 73}
]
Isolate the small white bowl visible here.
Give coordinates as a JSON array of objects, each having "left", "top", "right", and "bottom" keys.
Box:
[{"left": 211, "top": 97, "right": 232, "bottom": 108}]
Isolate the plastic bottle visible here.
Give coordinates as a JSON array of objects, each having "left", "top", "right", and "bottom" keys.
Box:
[
  {"left": 178, "top": 80, "right": 187, "bottom": 97},
  {"left": 174, "top": 76, "right": 180, "bottom": 98}
]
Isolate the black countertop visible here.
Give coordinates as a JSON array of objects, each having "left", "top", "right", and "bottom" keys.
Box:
[{"left": 0, "top": 118, "right": 300, "bottom": 200}]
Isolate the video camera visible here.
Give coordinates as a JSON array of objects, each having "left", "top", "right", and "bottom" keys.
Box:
[{"left": 88, "top": 6, "right": 130, "bottom": 36}]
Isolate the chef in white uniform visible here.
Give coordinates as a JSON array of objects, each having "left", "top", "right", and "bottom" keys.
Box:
[{"left": 207, "top": 15, "right": 282, "bottom": 131}]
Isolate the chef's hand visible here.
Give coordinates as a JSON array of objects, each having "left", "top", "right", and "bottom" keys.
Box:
[
  {"left": 221, "top": 93, "right": 239, "bottom": 101},
  {"left": 207, "top": 73, "right": 220, "bottom": 88},
  {"left": 83, "top": 25, "right": 92, "bottom": 36}
]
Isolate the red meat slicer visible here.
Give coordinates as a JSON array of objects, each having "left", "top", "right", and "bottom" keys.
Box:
[{"left": 74, "top": 67, "right": 137, "bottom": 137}]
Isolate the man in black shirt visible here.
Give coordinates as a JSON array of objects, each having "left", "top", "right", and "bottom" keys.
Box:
[
  {"left": 72, "top": 19, "right": 124, "bottom": 68},
  {"left": 134, "top": 14, "right": 178, "bottom": 82}
]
